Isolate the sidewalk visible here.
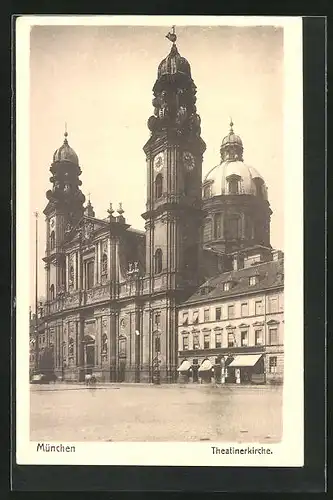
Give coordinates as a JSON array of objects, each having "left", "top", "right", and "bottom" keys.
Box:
[{"left": 30, "top": 381, "right": 282, "bottom": 391}]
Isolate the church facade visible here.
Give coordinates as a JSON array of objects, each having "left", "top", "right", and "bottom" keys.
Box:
[{"left": 36, "top": 32, "right": 284, "bottom": 384}]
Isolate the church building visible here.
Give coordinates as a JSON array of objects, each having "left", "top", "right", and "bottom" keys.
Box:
[{"left": 37, "top": 29, "right": 284, "bottom": 384}]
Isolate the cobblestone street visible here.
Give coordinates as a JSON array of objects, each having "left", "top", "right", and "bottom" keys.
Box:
[{"left": 30, "top": 383, "right": 283, "bottom": 443}]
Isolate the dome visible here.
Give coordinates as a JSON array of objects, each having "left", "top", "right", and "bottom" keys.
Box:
[
  {"left": 53, "top": 132, "right": 79, "bottom": 165},
  {"left": 157, "top": 43, "right": 192, "bottom": 79},
  {"left": 203, "top": 161, "right": 268, "bottom": 200},
  {"left": 221, "top": 130, "right": 243, "bottom": 147}
]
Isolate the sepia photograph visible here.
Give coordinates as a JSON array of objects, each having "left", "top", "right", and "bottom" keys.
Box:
[{"left": 15, "top": 16, "right": 303, "bottom": 467}]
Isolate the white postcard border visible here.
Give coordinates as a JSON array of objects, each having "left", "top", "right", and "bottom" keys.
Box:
[{"left": 15, "top": 15, "right": 303, "bottom": 467}]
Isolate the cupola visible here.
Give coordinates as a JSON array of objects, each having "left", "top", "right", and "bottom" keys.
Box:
[{"left": 53, "top": 131, "right": 79, "bottom": 166}]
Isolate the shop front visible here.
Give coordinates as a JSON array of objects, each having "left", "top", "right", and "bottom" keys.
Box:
[{"left": 227, "top": 354, "right": 265, "bottom": 384}]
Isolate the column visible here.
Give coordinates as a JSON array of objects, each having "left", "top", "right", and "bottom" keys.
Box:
[
  {"left": 77, "top": 252, "right": 81, "bottom": 289},
  {"left": 73, "top": 252, "right": 77, "bottom": 290},
  {"left": 94, "top": 244, "right": 98, "bottom": 285},
  {"left": 65, "top": 254, "right": 69, "bottom": 291},
  {"left": 99, "top": 240, "right": 102, "bottom": 284},
  {"left": 107, "top": 237, "right": 111, "bottom": 279},
  {"left": 221, "top": 213, "right": 225, "bottom": 239},
  {"left": 241, "top": 213, "right": 245, "bottom": 239}
]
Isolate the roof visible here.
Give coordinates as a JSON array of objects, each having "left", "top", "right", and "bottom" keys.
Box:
[{"left": 184, "top": 258, "right": 284, "bottom": 305}]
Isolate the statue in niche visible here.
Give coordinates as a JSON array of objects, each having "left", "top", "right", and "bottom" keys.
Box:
[
  {"left": 101, "top": 253, "right": 108, "bottom": 276},
  {"left": 68, "top": 337, "right": 74, "bottom": 357},
  {"left": 102, "top": 334, "right": 108, "bottom": 355},
  {"left": 69, "top": 265, "right": 74, "bottom": 290}
]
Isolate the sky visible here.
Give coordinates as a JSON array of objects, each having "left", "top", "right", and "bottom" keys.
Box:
[{"left": 29, "top": 24, "right": 284, "bottom": 306}]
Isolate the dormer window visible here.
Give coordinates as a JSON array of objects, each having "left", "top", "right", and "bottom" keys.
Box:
[
  {"left": 182, "top": 312, "right": 189, "bottom": 326},
  {"left": 226, "top": 174, "right": 241, "bottom": 195},
  {"left": 192, "top": 311, "right": 199, "bottom": 325},
  {"left": 253, "top": 178, "right": 265, "bottom": 199},
  {"left": 203, "top": 184, "right": 212, "bottom": 198},
  {"left": 249, "top": 276, "right": 258, "bottom": 286},
  {"left": 223, "top": 282, "right": 231, "bottom": 292}
]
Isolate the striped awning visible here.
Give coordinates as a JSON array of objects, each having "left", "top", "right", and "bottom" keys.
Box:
[
  {"left": 228, "top": 354, "right": 263, "bottom": 367},
  {"left": 198, "top": 359, "right": 213, "bottom": 372},
  {"left": 177, "top": 360, "right": 191, "bottom": 372}
]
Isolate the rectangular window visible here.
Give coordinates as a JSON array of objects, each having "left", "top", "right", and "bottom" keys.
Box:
[
  {"left": 204, "top": 309, "right": 210, "bottom": 322},
  {"left": 255, "top": 330, "right": 263, "bottom": 345},
  {"left": 86, "top": 261, "right": 94, "bottom": 289},
  {"left": 182, "top": 312, "right": 188, "bottom": 325},
  {"left": 228, "top": 333, "right": 234, "bottom": 347},
  {"left": 223, "top": 282, "right": 230, "bottom": 291},
  {"left": 255, "top": 300, "right": 263, "bottom": 315},
  {"left": 241, "top": 302, "right": 248, "bottom": 317},
  {"left": 155, "top": 336, "right": 161, "bottom": 353},
  {"left": 269, "top": 356, "right": 277, "bottom": 373},
  {"left": 182, "top": 336, "right": 189, "bottom": 350},
  {"left": 193, "top": 335, "right": 200, "bottom": 350},
  {"left": 241, "top": 331, "right": 248, "bottom": 346},
  {"left": 215, "top": 307, "right": 222, "bottom": 321},
  {"left": 227, "top": 305, "right": 235, "bottom": 319},
  {"left": 204, "top": 334, "right": 210, "bottom": 349},
  {"left": 192, "top": 311, "right": 199, "bottom": 324},
  {"left": 268, "top": 297, "right": 278, "bottom": 313},
  {"left": 215, "top": 333, "right": 222, "bottom": 348},
  {"left": 268, "top": 328, "right": 278, "bottom": 345}
]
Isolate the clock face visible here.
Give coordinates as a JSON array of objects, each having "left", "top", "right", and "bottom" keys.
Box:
[
  {"left": 153, "top": 153, "right": 164, "bottom": 173},
  {"left": 183, "top": 151, "right": 195, "bottom": 171}
]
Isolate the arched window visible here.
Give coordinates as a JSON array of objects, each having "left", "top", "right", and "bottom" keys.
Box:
[
  {"left": 154, "top": 248, "right": 163, "bottom": 274},
  {"left": 214, "top": 213, "right": 223, "bottom": 239},
  {"left": 50, "top": 231, "right": 55, "bottom": 250},
  {"left": 155, "top": 174, "right": 163, "bottom": 199},
  {"left": 50, "top": 284, "right": 55, "bottom": 301}
]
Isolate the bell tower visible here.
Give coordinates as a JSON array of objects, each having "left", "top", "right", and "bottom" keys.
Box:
[
  {"left": 142, "top": 27, "right": 206, "bottom": 291},
  {"left": 43, "top": 129, "right": 85, "bottom": 302}
]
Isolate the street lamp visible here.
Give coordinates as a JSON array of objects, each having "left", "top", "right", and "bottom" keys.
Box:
[{"left": 135, "top": 330, "right": 140, "bottom": 383}]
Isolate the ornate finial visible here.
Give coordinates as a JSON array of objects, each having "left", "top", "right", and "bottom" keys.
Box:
[
  {"left": 34, "top": 210, "right": 39, "bottom": 219},
  {"left": 64, "top": 122, "right": 68, "bottom": 143},
  {"left": 166, "top": 25, "right": 177, "bottom": 44},
  {"left": 117, "top": 202, "right": 124, "bottom": 215},
  {"left": 107, "top": 202, "right": 114, "bottom": 217},
  {"left": 229, "top": 118, "right": 234, "bottom": 132},
  {"left": 87, "top": 192, "right": 91, "bottom": 203}
]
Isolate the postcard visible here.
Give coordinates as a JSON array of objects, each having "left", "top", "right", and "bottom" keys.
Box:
[{"left": 15, "top": 15, "right": 303, "bottom": 467}]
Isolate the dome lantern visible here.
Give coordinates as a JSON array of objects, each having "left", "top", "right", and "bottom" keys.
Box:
[{"left": 220, "top": 120, "right": 244, "bottom": 162}]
